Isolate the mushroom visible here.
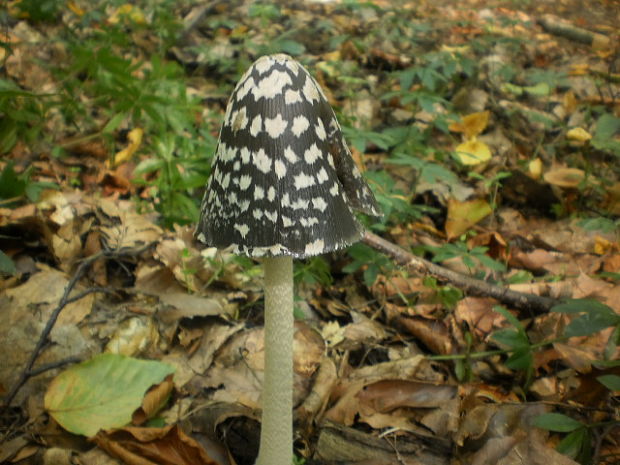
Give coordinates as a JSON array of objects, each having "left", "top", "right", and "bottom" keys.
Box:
[{"left": 196, "top": 54, "right": 380, "bottom": 465}]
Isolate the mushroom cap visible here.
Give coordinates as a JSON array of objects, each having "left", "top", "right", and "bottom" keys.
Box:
[{"left": 196, "top": 54, "right": 380, "bottom": 258}]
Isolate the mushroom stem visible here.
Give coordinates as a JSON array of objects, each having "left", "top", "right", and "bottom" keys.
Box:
[{"left": 257, "top": 255, "right": 294, "bottom": 465}]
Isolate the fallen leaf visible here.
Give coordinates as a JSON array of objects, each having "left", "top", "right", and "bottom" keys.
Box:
[
  {"left": 566, "top": 127, "right": 592, "bottom": 142},
  {"left": 446, "top": 197, "right": 492, "bottom": 239},
  {"left": 449, "top": 111, "right": 490, "bottom": 138},
  {"left": 110, "top": 128, "right": 143, "bottom": 168},
  {"left": 454, "top": 139, "right": 492, "bottom": 165},
  {"left": 45, "top": 353, "right": 174, "bottom": 436},
  {"left": 94, "top": 424, "right": 218, "bottom": 465},
  {"left": 543, "top": 167, "right": 585, "bottom": 188}
]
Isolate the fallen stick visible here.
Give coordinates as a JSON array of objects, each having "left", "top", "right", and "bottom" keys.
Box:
[{"left": 362, "top": 231, "right": 558, "bottom": 314}]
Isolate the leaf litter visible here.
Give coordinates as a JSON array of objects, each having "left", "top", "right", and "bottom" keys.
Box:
[{"left": 0, "top": 1, "right": 619, "bottom": 465}]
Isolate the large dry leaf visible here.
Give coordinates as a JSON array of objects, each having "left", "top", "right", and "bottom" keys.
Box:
[{"left": 94, "top": 425, "right": 219, "bottom": 465}]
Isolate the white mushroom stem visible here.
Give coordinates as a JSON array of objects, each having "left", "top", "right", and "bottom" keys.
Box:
[{"left": 256, "top": 255, "right": 294, "bottom": 465}]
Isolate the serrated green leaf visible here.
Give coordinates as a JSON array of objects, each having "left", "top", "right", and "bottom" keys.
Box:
[
  {"left": 45, "top": 353, "right": 174, "bottom": 436},
  {"left": 533, "top": 413, "right": 584, "bottom": 432}
]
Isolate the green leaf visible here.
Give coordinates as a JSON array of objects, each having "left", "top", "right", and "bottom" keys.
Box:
[
  {"left": 0, "top": 250, "right": 16, "bottom": 275},
  {"left": 277, "top": 39, "right": 305, "bottom": 56},
  {"left": 505, "top": 347, "right": 532, "bottom": 371},
  {"left": 45, "top": 353, "right": 174, "bottom": 436},
  {"left": 552, "top": 299, "right": 620, "bottom": 337},
  {"left": 557, "top": 428, "right": 590, "bottom": 460},
  {"left": 597, "top": 374, "right": 620, "bottom": 391},
  {"left": 533, "top": 413, "right": 584, "bottom": 432},
  {"left": 565, "top": 312, "right": 619, "bottom": 337},
  {"left": 552, "top": 299, "right": 614, "bottom": 314},
  {"left": 492, "top": 328, "right": 528, "bottom": 349},
  {"left": 493, "top": 306, "right": 524, "bottom": 331},
  {"left": 102, "top": 113, "right": 126, "bottom": 134},
  {"left": 592, "top": 113, "right": 620, "bottom": 156},
  {"left": 0, "top": 162, "right": 27, "bottom": 200},
  {"left": 134, "top": 157, "right": 165, "bottom": 175}
]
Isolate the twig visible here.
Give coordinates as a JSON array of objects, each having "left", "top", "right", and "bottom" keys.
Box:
[
  {"left": 362, "top": 231, "right": 558, "bottom": 313},
  {"left": 2, "top": 243, "right": 156, "bottom": 407},
  {"left": 538, "top": 14, "right": 610, "bottom": 47},
  {"left": 26, "top": 357, "right": 83, "bottom": 377}
]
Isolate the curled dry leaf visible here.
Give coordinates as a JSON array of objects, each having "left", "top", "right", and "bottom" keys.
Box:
[
  {"left": 543, "top": 167, "right": 585, "bottom": 188},
  {"left": 95, "top": 425, "right": 218, "bottom": 465},
  {"left": 105, "top": 316, "right": 160, "bottom": 357},
  {"left": 566, "top": 127, "right": 592, "bottom": 142}
]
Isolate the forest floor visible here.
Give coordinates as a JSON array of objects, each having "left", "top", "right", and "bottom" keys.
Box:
[{"left": 0, "top": 1, "right": 619, "bottom": 465}]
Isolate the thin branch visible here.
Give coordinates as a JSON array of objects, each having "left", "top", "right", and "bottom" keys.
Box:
[
  {"left": 362, "top": 231, "right": 558, "bottom": 313},
  {"left": 2, "top": 243, "right": 156, "bottom": 407}
]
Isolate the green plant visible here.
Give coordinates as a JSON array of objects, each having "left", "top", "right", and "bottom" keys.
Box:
[
  {"left": 0, "top": 249, "right": 16, "bottom": 275},
  {"left": 533, "top": 410, "right": 620, "bottom": 465},
  {"left": 0, "top": 162, "right": 57, "bottom": 206},
  {"left": 427, "top": 241, "right": 507, "bottom": 275},
  {"left": 0, "top": 79, "right": 50, "bottom": 154},
  {"left": 295, "top": 257, "right": 333, "bottom": 287},
  {"left": 133, "top": 133, "right": 216, "bottom": 226},
  {"left": 422, "top": 276, "right": 462, "bottom": 308},
  {"left": 343, "top": 243, "right": 392, "bottom": 287},
  {"left": 11, "top": 0, "right": 63, "bottom": 22},
  {"left": 591, "top": 113, "right": 620, "bottom": 157},
  {"left": 491, "top": 306, "right": 535, "bottom": 384},
  {"left": 469, "top": 170, "right": 512, "bottom": 210},
  {"left": 578, "top": 217, "right": 620, "bottom": 240},
  {"left": 341, "top": 125, "right": 394, "bottom": 153}
]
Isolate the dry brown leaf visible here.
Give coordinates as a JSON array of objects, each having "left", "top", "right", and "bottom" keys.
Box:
[
  {"left": 133, "top": 375, "right": 175, "bottom": 426},
  {"left": 454, "top": 297, "right": 506, "bottom": 338},
  {"left": 298, "top": 356, "right": 337, "bottom": 424},
  {"left": 94, "top": 424, "right": 218, "bottom": 465},
  {"left": 397, "top": 316, "right": 454, "bottom": 355},
  {"left": 105, "top": 317, "right": 160, "bottom": 357},
  {"left": 0, "top": 265, "right": 95, "bottom": 404},
  {"left": 553, "top": 342, "right": 598, "bottom": 373},
  {"left": 358, "top": 380, "right": 456, "bottom": 412}
]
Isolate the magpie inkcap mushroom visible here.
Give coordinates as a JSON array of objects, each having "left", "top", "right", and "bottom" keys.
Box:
[
  {"left": 196, "top": 53, "right": 380, "bottom": 465},
  {"left": 196, "top": 53, "right": 380, "bottom": 258}
]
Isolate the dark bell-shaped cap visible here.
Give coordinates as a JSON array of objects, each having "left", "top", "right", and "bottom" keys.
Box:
[{"left": 196, "top": 54, "right": 380, "bottom": 258}]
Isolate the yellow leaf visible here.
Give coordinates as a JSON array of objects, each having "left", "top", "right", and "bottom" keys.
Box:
[
  {"left": 566, "top": 127, "right": 592, "bottom": 142},
  {"left": 528, "top": 158, "right": 543, "bottom": 179},
  {"left": 441, "top": 45, "right": 470, "bottom": 55},
  {"left": 543, "top": 167, "right": 585, "bottom": 188},
  {"left": 110, "top": 128, "right": 143, "bottom": 168},
  {"left": 446, "top": 198, "right": 492, "bottom": 239},
  {"left": 449, "top": 111, "right": 490, "bottom": 138},
  {"left": 594, "top": 236, "right": 614, "bottom": 255},
  {"left": 563, "top": 91, "right": 577, "bottom": 113},
  {"left": 569, "top": 63, "right": 589, "bottom": 76},
  {"left": 454, "top": 139, "right": 492, "bottom": 166},
  {"left": 67, "top": 1, "right": 85, "bottom": 16},
  {"left": 108, "top": 4, "right": 146, "bottom": 25}
]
